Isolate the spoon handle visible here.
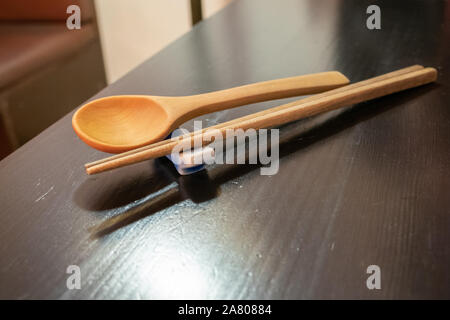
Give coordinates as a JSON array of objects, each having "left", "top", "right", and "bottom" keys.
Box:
[{"left": 167, "top": 71, "right": 349, "bottom": 121}]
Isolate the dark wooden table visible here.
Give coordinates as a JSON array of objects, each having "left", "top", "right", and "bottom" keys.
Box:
[{"left": 0, "top": 0, "right": 449, "bottom": 299}]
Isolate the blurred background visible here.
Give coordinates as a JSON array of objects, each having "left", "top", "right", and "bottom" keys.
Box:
[
  {"left": 0, "top": 0, "right": 233, "bottom": 159},
  {"left": 96, "top": 0, "right": 232, "bottom": 83}
]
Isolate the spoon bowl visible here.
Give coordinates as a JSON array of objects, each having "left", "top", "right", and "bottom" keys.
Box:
[
  {"left": 72, "top": 71, "right": 350, "bottom": 153},
  {"left": 73, "top": 96, "right": 171, "bottom": 153}
]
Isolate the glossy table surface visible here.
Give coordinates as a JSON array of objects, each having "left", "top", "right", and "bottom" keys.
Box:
[{"left": 0, "top": 0, "right": 449, "bottom": 299}]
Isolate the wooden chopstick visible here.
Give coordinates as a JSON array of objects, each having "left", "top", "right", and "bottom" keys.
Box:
[
  {"left": 86, "top": 66, "right": 432, "bottom": 173},
  {"left": 86, "top": 66, "right": 436, "bottom": 174},
  {"left": 85, "top": 65, "right": 423, "bottom": 170}
]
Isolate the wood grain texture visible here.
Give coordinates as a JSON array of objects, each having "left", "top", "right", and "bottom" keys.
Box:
[
  {"left": 85, "top": 66, "right": 437, "bottom": 174},
  {"left": 84, "top": 65, "right": 424, "bottom": 170},
  {"left": 0, "top": 0, "right": 449, "bottom": 299},
  {"left": 72, "top": 71, "right": 349, "bottom": 153}
]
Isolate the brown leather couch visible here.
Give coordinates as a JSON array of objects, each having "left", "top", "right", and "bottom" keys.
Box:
[{"left": 0, "top": 0, "right": 106, "bottom": 159}]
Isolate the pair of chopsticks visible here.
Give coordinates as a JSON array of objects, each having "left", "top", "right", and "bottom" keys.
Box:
[{"left": 85, "top": 65, "right": 436, "bottom": 175}]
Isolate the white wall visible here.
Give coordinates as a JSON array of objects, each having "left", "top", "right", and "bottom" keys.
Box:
[{"left": 95, "top": 0, "right": 233, "bottom": 83}]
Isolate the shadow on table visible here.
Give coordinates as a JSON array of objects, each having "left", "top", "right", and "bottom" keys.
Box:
[{"left": 73, "top": 84, "right": 437, "bottom": 238}]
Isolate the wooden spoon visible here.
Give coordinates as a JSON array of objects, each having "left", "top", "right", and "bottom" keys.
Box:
[{"left": 72, "top": 71, "right": 349, "bottom": 153}]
